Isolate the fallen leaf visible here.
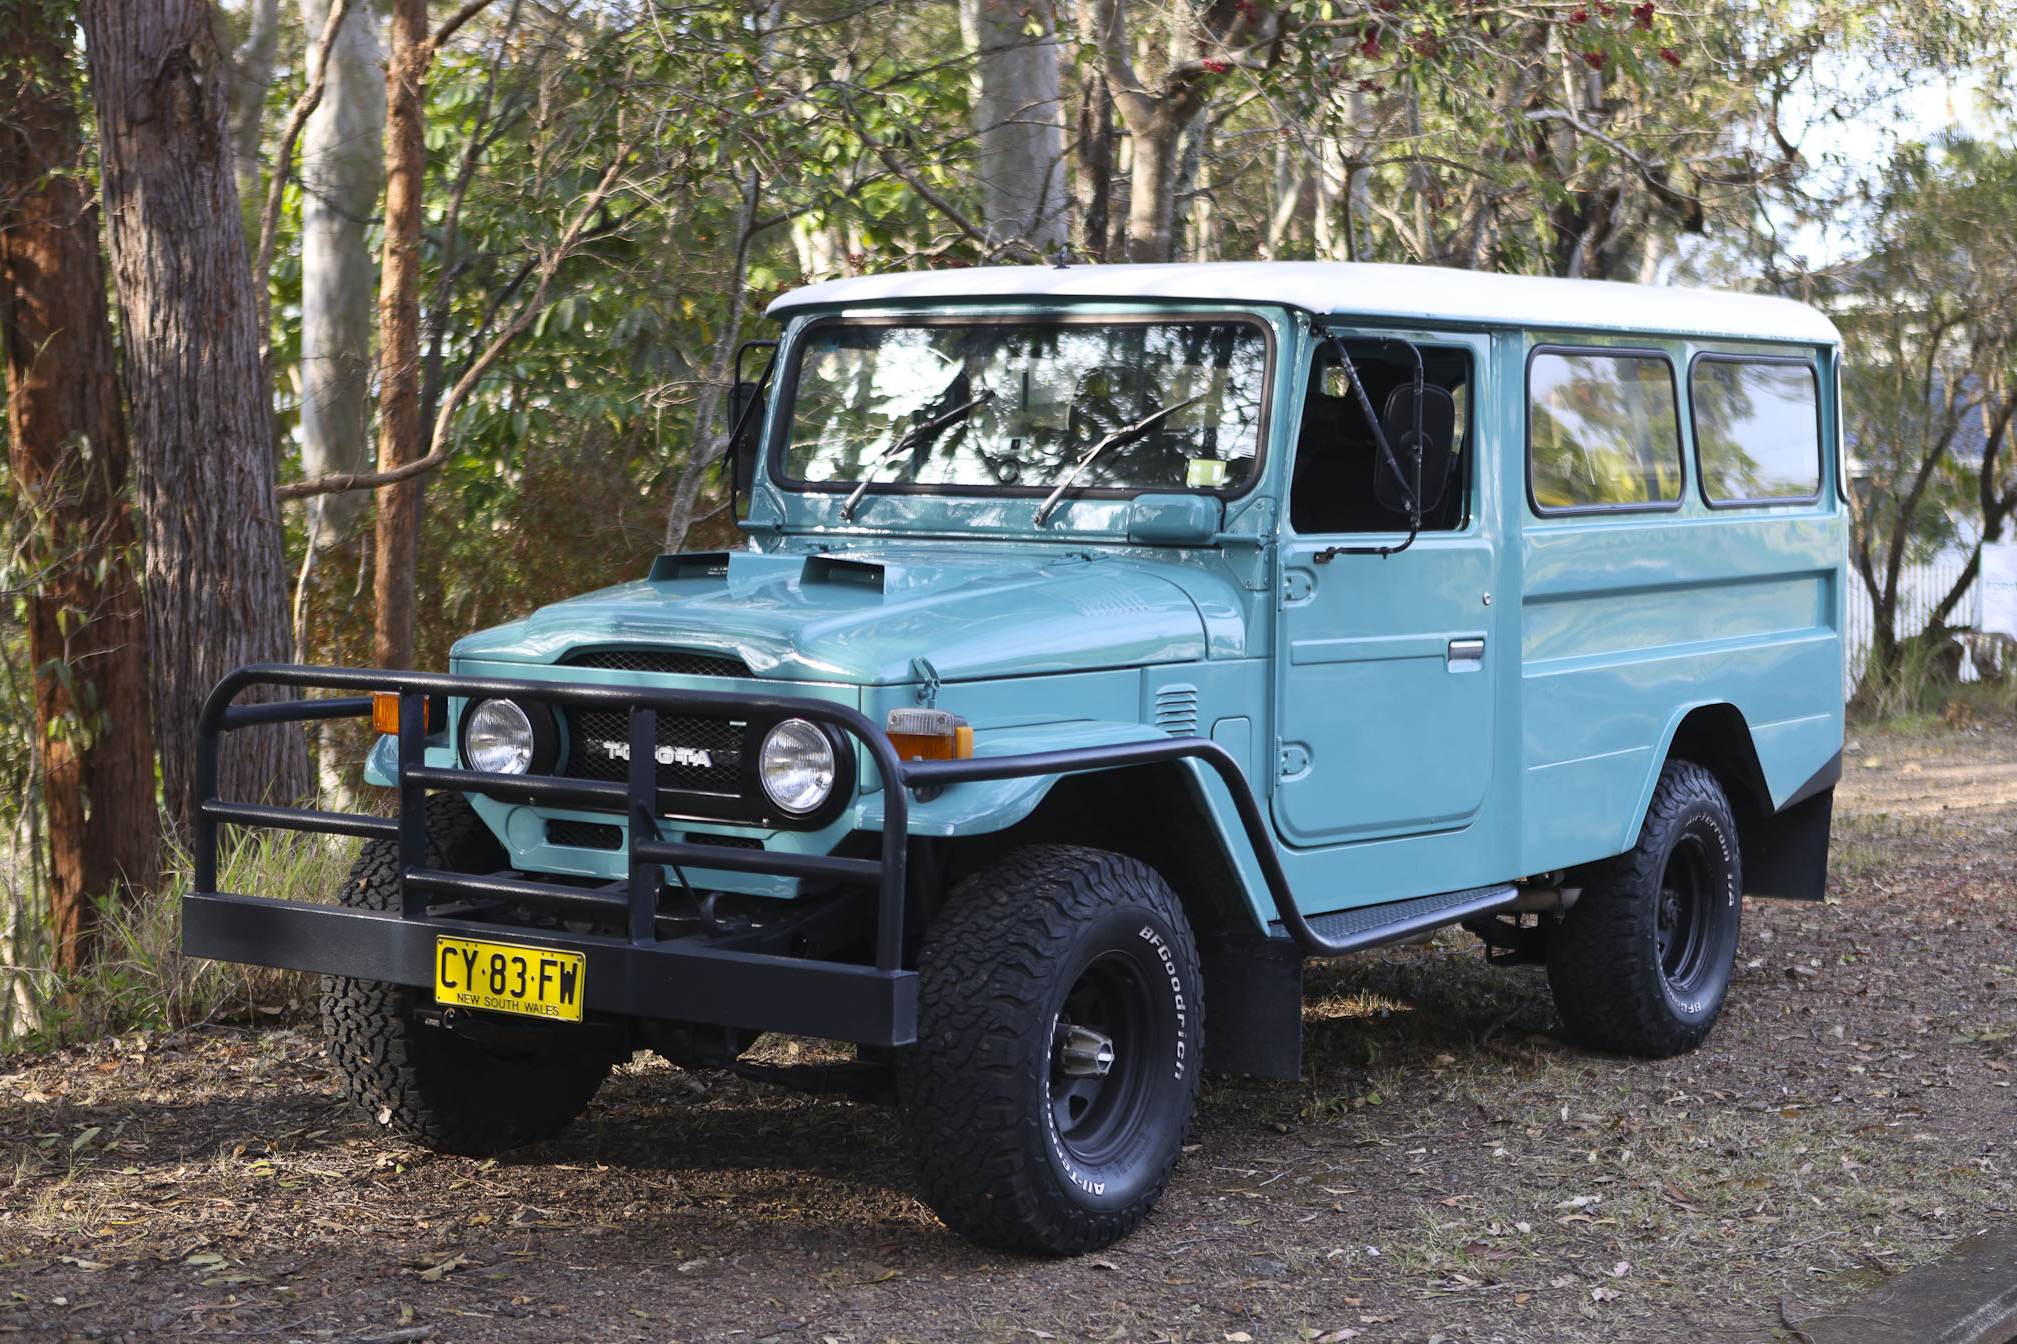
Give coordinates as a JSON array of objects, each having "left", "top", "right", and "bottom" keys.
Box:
[{"left": 417, "top": 1254, "right": 468, "bottom": 1282}]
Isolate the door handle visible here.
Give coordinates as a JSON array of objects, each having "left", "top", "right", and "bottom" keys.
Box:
[{"left": 1447, "top": 638, "right": 1486, "bottom": 668}]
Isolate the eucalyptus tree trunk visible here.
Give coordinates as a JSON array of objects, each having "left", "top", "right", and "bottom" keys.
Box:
[
  {"left": 373, "top": 0, "right": 429, "bottom": 669},
  {"left": 80, "top": 0, "right": 312, "bottom": 834},
  {"left": 229, "top": 0, "right": 282, "bottom": 206},
  {"left": 298, "top": 0, "right": 384, "bottom": 547},
  {"left": 0, "top": 12, "right": 161, "bottom": 966},
  {"left": 957, "top": 0, "right": 1066, "bottom": 254},
  {"left": 1077, "top": 0, "right": 1214, "bottom": 265},
  {"left": 1070, "top": 70, "right": 1114, "bottom": 261}
]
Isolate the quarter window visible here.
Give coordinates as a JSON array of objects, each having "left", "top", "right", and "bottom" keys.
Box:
[
  {"left": 1528, "top": 350, "right": 1683, "bottom": 512},
  {"left": 1690, "top": 357, "right": 1821, "bottom": 504}
]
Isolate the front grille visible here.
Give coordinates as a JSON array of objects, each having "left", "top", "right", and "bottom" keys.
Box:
[
  {"left": 547, "top": 819, "right": 622, "bottom": 850},
  {"left": 561, "top": 648, "right": 751, "bottom": 678},
  {"left": 563, "top": 709, "right": 744, "bottom": 795}
]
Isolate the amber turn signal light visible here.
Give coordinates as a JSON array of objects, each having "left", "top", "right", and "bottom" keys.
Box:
[
  {"left": 885, "top": 707, "right": 973, "bottom": 761},
  {"left": 370, "top": 691, "right": 433, "bottom": 736}
]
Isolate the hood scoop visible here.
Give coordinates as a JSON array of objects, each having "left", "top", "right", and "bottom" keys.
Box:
[
  {"left": 647, "top": 551, "right": 731, "bottom": 583},
  {"left": 802, "top": 554, "right": 891, "bottom": 592}
]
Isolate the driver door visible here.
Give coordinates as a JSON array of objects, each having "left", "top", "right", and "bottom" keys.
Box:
[{"left": 1272, "top": 335, "right": 1496, "bottom": 848}]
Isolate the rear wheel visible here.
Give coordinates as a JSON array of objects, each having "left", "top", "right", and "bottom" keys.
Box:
[
  {"left": 321, "top": 794, "right": 618, "bottom": 1154},
  {"left": 897, "top": 845, "right": 1203, "bottom": 1255},
  {"left": 1546, "top": 760, "right": 1743, "bottom": 1057}
]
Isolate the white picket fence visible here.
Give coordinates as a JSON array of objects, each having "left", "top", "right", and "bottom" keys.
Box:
[{"left": 1843, "top": 557, "right": 1984, "bottom": 694}]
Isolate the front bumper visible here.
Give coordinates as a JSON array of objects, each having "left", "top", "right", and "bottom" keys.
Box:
[
  {"left": 191, "top": 665, "right": 921, "bottom": 1044},
  {"left": 188, "top": 664, "right": 1333, "bottom": 1049}
]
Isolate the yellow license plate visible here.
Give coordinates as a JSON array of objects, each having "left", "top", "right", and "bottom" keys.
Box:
[{"left": 434, "top": 936, "right": 585, "bottom": 1022}]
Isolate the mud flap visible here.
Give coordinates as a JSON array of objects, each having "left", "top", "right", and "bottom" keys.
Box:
[{"left": 1199, "top": 934, "right": 1304, "bottom": 1080}]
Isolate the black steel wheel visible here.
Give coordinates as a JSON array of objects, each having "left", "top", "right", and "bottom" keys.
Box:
[
  {"left": 320, "top": 793, "right": 619, "bottom": 1155},
  {"left": 897, "top": 845, "right": 1203, "bottom": 1255},
  {"left": 1545, "top": 760, "right": 1743, "bottom": 1057}
]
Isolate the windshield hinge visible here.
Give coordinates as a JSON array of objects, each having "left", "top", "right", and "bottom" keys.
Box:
[{"left": 911, "top": 657, "right": 941, "bottom": 707}]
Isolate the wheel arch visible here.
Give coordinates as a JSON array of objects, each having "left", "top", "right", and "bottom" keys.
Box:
[
  {"left": 939, "top": 760, "right": 1271, "bottom": 944},
  {"left": 1625, "top": 702, "right": 1832, "bottom": 902}
]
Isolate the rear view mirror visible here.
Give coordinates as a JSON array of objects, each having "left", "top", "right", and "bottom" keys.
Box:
[
  {"left": 1374, "top": 383, "right": 1457, "bottom": 515},
  {"left": 726, "top": 379, "right": 764, "bottom": 491}
]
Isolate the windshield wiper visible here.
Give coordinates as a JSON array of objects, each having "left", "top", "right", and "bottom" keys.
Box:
[
  {"left": 838, "top": 388, "right": 995, "bottom": 522},
  {"left": 1033, "top": 394, "right": 1205, "bottom": 526}
]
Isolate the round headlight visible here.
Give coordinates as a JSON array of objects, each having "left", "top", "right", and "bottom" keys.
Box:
[
  {"left": 465, "top": 699, "right": 535, "bottom": 775},
  {"left": 759, "top": 718, "right": 836, "bottom": 815}
]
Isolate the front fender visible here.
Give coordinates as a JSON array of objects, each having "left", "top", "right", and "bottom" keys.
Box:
[
  {"left": 859, "top": 720, "right": 1279, "bottom": 932},
  {"left": 857, "top": 720, "right": 1173, "bottom": 837}
]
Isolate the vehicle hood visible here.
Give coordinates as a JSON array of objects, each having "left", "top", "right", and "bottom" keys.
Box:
[{"left": 450, "top": 547, "right": 1225, "bottom": 684}]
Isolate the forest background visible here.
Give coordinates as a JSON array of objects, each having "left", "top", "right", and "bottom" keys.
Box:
[{"left": 2, "top": 0, "right": 2017, "bottom": 1042}]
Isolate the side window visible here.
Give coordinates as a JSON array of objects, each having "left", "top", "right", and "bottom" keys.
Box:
[
  {"left": 1690, "top": 356, "right": 1822, "bottom": 504},
  {"left": 1528, "top": 349, "right": 1682, "bottom": 513},
  {"left": 1291, "top": 344, "right": 1471, "bottom": 534}
]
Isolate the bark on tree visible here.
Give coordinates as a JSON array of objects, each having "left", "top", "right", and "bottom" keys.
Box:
[
  {"left": 1077, "top": 0, "right": 1270, "bottom": 264},
  {"left": 0, "top": 15, "right": 162, "bottom": 968},
  {"left": 80, "top": 0, "right": 312, "bottom": 834},
  {"left": 957, "top": 0, "right": 1066, "bottom": 254},
  {"left": 1070, "top": 70, "right": 1113, "bottom": 261},
  {"left": 297, "top": 0, "right": 384, "bottom": 547},
  {"left": 228, "top": 0, "right": 281, "bottom": 206},
  {"left": 373, "top": 0, "right": 429, "bottom": 670}
]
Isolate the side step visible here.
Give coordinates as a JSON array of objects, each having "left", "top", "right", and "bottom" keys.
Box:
[{"left": 1271, "top": 883, "right": 1521, "bottom": 958}]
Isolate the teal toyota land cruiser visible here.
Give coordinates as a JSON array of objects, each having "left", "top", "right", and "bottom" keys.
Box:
[{"left": 188, "top": 261, "right": 1846, "bottom": 1254}]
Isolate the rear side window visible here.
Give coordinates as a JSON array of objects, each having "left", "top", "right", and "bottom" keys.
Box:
[
  {"left": 1528, "top": 350, "right": 1683, "bottom": 513},
  {"left": 1690, "top": 356, "right": 1821, "bottom": 504}
]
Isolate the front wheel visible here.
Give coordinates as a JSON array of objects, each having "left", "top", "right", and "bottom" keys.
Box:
[
  {"left": 1546, "top": 760, "right": 1743, "bottom": 1057},
  {"left": 897, "top": 845, "right": 1203, "bottom": 1255},
  {"left": 321, "top": 793, "right": 619, "bottom": 1154}
]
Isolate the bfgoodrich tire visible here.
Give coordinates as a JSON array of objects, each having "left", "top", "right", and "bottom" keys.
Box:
[
  {"left": 321, "top": 793, "right": 618, "bottom": 1155},
  {"left": 1546, "top": 760, "right": 1743, "bottom": 1057},
  {"left": 896, "top": 845, "right": 1203, "bottom": 1255}
]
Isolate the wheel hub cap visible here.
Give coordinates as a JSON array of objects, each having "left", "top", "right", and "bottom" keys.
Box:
[{"left": 1055, "top": 1022, "right": 1116, "bottom": 1078}]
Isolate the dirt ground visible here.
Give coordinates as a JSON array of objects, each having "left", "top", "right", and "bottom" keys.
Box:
[{"left": 5, "top": 716, "right": 2017, "bottom": 1344}]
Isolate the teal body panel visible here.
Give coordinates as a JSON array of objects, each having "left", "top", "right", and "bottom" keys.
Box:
[
  {"left": 411, "top": 287, "right": 1844, "bottom": 935},
  {"left": 1510, "top": 333, "right": 1846, "bottom": 876}
]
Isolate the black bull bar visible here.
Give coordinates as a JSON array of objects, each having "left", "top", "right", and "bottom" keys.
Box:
[{"left": 185, "top": 665, "right": 1363, "bottom": 1049}]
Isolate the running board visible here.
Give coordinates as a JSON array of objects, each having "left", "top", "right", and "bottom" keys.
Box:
[{"left": 1271, "top": 884, "right": 1521, "bottom": 958}]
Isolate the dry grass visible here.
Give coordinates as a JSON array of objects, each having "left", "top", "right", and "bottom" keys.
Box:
[{"left": 2, "top": 828, "right": 350, "bottom": 1051}]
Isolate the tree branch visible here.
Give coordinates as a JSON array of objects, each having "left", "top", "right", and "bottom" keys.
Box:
[
  {"left": 430, "top": 0, "right": 495, "bottom": 52},
  {"left": 277, "top": 147, "right": 632, "bottom": 500}
]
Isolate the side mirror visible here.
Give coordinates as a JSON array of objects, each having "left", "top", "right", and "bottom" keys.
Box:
[
  {"left": 1374, "top": 383, "right": 1457, "bottom": 515},
  {"left": 726, "top": 379, "right": 764, "bottom": 490}
]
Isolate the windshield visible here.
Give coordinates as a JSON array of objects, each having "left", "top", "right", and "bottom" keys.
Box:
[{"left": 780, "top": 317, "right": 1269, "bottom": 500}]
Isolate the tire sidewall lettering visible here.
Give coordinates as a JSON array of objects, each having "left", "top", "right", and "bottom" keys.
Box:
[
  {"left": 1037, "top": 906, "right": 1198, "bottom": 1213},
  {"left": 1655, "top": 799, "right": 1741, "bottom": 1023}
]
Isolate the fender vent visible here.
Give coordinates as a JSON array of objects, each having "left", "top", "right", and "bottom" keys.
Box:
[{"left": 1154, "top": 684, "right": 1200, "bottom": 737}]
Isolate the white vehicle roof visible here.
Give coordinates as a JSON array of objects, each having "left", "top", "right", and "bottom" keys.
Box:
[{"left": 766, "top": 261, "right": 1839, "bottom": 345}]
